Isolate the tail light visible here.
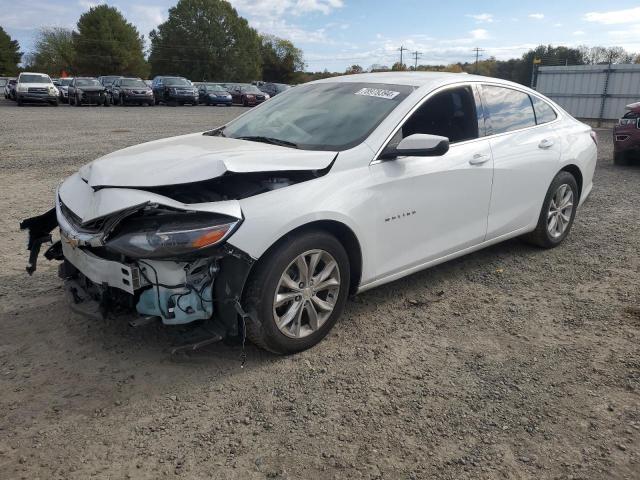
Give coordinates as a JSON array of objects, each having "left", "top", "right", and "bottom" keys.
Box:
[{"left": 590, "top": 130, "right": 597, "bottom": 146}]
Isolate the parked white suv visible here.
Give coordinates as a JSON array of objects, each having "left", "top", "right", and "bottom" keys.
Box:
[
  {"left": 21, "top": 72, "right": 597, "bottom": 354},
  {"left": 15, "top": 72, "right": 59, "bottom": 106}
]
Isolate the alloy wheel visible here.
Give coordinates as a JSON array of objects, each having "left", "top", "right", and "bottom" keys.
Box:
[
  {"left": 547, "top": 184, "right": 574, "bottom": 238},
  {"left": 273, "top": 249, "right": 341, "bottom": 339}
]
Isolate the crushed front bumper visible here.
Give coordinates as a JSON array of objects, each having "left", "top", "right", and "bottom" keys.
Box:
[{"left": 20, "top": 198, "right": 254, "bottom": 338}]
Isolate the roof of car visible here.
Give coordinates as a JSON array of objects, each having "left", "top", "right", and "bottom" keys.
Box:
[{"left": 313, "top": 71, "right": 517, "bottom": 89}]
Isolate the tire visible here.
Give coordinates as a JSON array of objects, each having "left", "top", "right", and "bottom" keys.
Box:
[
  {"left": 243, "top": 231, "right": 350, "bottom": 355},
  {"left": 243, "top": 98, "right": 248, "bottom": 107},
  {"left": 75, "top": 95, "right": 82, "bottom": 107},
  {"left": 17, "top": 98, "right": 23, "bottom": 106},
  {"left": 120, "top": 95, "right": 126, "bottom": 106},
  {"left": 524, "top": 171, "right": 579, "bottom": 249},
  {"left": 51, "top": 100, "right": 58, "bottom": 106},
  {"left": 614, "top": 151, "right": 629, "bottom": 166}
]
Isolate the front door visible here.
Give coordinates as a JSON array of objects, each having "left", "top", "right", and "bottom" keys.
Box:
[{"left": 367, "top": 85, "right": 494, "bottom": 280}]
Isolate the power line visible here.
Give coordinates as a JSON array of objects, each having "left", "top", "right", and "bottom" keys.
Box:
[
  {"left": 412, "top": 50, "right": 422, "bottom": 69},
  {"left": 472, "top": 47, "right": 484, "bottom": 73},
  {"left": 398, "top": 45, "right": 408, "bottom": 67}
]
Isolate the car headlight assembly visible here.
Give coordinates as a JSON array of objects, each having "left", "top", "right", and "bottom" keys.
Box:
[{"left": 104, "top": 212, "right": 240, "bottom": 259}]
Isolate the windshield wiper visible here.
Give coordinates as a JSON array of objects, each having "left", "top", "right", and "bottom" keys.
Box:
[{"left": 236, "top": 136, "right": 298, "bottom": 149}]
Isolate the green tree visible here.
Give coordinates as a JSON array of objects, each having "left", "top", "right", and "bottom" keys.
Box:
[
  {"left": 73, "top": 5, "right": 148, "bottom": 77},
  {"left": 27, "top": 28, "right": 75, "bottom": 76},
  {"left": 149, "top": 0, "right": 261, "bottom": 82},
  {"left": 0, "top": 26, "right": 21, "bottom": 76},
  {"left": 260, "top": 34, "right": 304, "bottom": 83}
]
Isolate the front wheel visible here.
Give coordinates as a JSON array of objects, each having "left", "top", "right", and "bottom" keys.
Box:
[
  {"left": 614, "top": 152, "right": 629, "bottom": 166},
  {"left": 243, "top": 231, "right": 350, "bottom": 355},
  {"left": 524, "top": 171, "right": 578, "bottom": 248}
]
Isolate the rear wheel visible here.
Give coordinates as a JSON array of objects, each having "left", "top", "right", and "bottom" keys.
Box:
[
  {"left": 524, "top": 171, "right": 578, "bottom": 248},
  {"left": 243, "top": 231, "right": 350, "bottom": 355}
]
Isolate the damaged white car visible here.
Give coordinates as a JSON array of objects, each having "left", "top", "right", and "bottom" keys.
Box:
[{"left": 22, "top": 73, "right": 597, "bottom": 354}]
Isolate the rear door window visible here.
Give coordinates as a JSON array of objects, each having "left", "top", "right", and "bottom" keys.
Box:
[
  {"left": 530, "top": 96, "right": 557, "bottom": 125},
  {"left": 482, "top": 85, "right": 536, "bottom": 135}
]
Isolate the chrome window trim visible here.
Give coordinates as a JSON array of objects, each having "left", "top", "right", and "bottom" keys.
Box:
[{"left": 371, "top": 81, "right": 562, "bottom": 165}]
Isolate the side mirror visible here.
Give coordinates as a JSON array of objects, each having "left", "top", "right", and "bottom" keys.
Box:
[{"left": 380, "top": 133, "right": 450, "bottom": 160}]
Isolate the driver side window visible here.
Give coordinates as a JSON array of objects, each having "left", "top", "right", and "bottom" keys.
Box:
[{"left": 392, "top": 86, "right": 480, "bottom": 145}]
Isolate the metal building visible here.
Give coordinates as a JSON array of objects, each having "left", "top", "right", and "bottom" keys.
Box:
[{"left": 534, "top": 64, "right": 640, "bottom": 122}]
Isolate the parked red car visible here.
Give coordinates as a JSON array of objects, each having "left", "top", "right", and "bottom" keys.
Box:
[
  {"left": 613, "top": 102, "right": 640, "bottom": 165},
  {"left": 228, "top": 84, "right": 268, "bottom": 106}
]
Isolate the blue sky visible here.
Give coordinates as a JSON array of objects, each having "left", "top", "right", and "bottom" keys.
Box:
[{"left": 2, "top": 0, "right": 640, "bottom": 71}]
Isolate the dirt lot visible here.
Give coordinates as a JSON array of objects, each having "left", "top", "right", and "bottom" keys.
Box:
[{"left": 0, "top": 99, "right": 638, "bottom": 480}]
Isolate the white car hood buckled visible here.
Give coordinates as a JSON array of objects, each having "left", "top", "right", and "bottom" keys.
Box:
[{"left": 79, "top": 132, "right": 337, "bottom": 188}]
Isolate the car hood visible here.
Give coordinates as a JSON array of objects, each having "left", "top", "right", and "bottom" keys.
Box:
[
  {"left": 21, "top": 82, "right": 53, "bottom": 88},
  {"left": 79, "top": 132, "right": 337, "bottom": 188}
]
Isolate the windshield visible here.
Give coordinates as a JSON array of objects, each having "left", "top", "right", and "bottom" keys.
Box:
[
  {"left": 275, "top": 84, "right": 291, "bottom": 93},
  {"left": 0, "top": 79, "right": 6, "bottom": 87},
  {"left": 101, "top": 76, "right": 120, "bottom": 84},
  {"left": 121, "top": 79, "right": 147, "bottom": 88},
  {"left": 20, "top": 74, "right": 51, "bottom": 84},
  {"left": 76, "top": 79, "right": 101, "bottom": 87},
  {"left": 60, "top": 78, "right": 73, "bottom": 86},
  {"left": 165, "top": 77, "right": 190, "bottom": 86},
  {"left": 241, "top": 85, "right": 262, "bottom": 94},
  {"left": 205, "top": 84, "right": 226, "bottom": 92},
  {"left": 222, "top": 82, "right": 413, "bottom": 151}
]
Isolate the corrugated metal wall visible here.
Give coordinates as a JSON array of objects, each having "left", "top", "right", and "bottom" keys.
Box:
[{"left": 535, "top": 64, "right": 640, "bottom": 120}]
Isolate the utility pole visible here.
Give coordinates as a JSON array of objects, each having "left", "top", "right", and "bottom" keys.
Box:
[
  {"left": 472, "top": 47, "right": 484, "bottom": 73},
  {"left": 412, "top": 50, "right": 422, "bottom": 70},
  {"left": 398, "top": 45, "right": 408, "bottom": 68}
]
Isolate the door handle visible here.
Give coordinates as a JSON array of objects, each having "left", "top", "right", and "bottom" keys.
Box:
[
  {"left": 469, "top": 153, "right": 491, "bottom": 165},
  {"left": 538, "top": 138, "right": 554, "bottom": 149}
]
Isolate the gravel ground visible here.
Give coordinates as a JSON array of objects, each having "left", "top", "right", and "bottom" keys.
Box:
[{"left": 0, "top": 99, "right": 639, "bottom": 480}]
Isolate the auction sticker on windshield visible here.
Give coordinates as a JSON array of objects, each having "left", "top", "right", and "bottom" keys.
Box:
[{"left": 355, "top": 88, "right": 400, "bottom": 100}]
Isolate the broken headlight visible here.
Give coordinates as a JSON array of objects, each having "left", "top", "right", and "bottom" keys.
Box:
[{"left": 104, "top": 212, "right": 240, "bottom": 259}]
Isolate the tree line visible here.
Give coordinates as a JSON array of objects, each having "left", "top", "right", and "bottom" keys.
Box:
[
  {"left": 0, "top": 0, "right": 304, "bottom": 83},
  {"left": 330, "top": 45, "right": 640, "bottom": 86}
]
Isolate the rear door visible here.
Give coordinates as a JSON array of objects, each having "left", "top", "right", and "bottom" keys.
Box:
[{"left": 480, "top": 85, "right": 561, "bottom": 239}]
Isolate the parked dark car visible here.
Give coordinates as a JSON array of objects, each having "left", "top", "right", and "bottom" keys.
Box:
[
  {"left": 258, "top": 82, "right": 291, "bottom": 97},
  {"left": 229, "top": 84, "right": 268, "bottom": 106},
  {"left": 5, "top": 78, "right": 17, "bottom": 100},
  {"left": 111, "top": 77, "right": 154, "bottom": 106},
  {"left": 613, "top": 102, "right": 640, "bottom": 165},
  {"left": 69, "top": 77, "right": 110, "bottom": 106},
  {"left": 152, "top": 76, "right": 198, "bottom": 105},
  {"left": 197, "top": 83, "right": 233, "bottom": 106}
]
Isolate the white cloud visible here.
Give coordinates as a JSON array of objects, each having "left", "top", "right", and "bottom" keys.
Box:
[
  {"left": 78, "top": 0, "right": 102, "bottom": 9},
  {"left": 228, "top": 0, "right": 343, "bottom": 18},
  {"left": 584, "top": 7, "right": 640, "bottom": 25},
  {"left": 466, "top": 13, "right": 494, "bottom": 23},
  {"left": 127, "top": 5, "right": 167, "bottom": 37},
  {"left": 528, "top": 13, "right": 545, "bottom": 20},
  {"left": 470, "top": 29, "right": 489, "bottom": 40},
  {"left": 554, "top": 23, "right": 563, "bottom": 27},
  {"left": 573, "top": 30, "right": 585, "bottom": 36}
]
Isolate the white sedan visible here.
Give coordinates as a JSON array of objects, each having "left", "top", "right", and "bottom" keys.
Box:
[{"left": 21, "top": 72, "right": 597, "bottom": 354}]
